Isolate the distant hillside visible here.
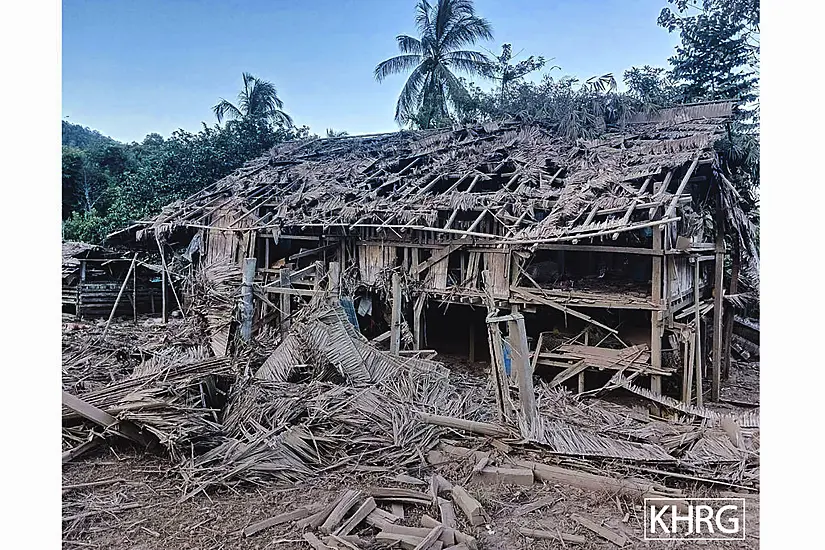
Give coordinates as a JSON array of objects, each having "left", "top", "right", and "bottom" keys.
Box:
[{"left": 62, "top": 120, "right": 120, "bottom": 149}]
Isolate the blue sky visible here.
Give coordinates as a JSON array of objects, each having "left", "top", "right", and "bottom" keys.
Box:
[{"left": 62, "top": 0, "right": 681, "bottom": 143}]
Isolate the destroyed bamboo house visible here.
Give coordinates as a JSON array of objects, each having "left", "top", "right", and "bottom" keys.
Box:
[{"left": 109, "top": 100, "right": 751, "bottom": 405}]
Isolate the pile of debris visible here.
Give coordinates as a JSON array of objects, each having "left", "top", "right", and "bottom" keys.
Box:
[{"left": 63, "top": 300, "right": 759, "bottom": 547}]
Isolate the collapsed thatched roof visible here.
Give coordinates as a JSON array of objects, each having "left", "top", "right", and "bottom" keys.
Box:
[{"left": 121, "top": 101, "right": 737, "bottom": 245}]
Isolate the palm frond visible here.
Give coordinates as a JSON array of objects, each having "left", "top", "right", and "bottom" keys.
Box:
[
  {"left": 395, "top": 63, "right": 429, "bottom": 123},
  {"left": 396, "top": 34, "right": 423, "bottom": 54},
  {"left": 444, "top": 49, "right": 492, "bottom": 75},
  {"left": 375, "top": 54, "right": 423, "bottom": 82},
  {"left": 213, "top": 99, "right": 243, "bottom": 123},
  {"left": 440, "top": 15, "right": 493, "bottom": 50}
]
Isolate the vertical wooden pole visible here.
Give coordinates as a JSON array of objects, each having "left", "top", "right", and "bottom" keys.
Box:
[
  {"left": 579, "top": 328, "right": 588, "bottom": 393},
  {"left": 132, "top": 261, "right": 137, "bottom": 324},
  {"left": 78, "top": 260, "right": 86, "bottom": 319},
  {"left": 264, "top": 236, "right": 270, "bottom": 269},
  {"left": 413, "top": 293, "right": 425, "bottom": 350},
  {"left": 650, "top": 225, "right": 664, "bottom": 394},
  {"left": 507, "top": 305, "right": 522, "bottom": 385},
  {"left": 161, "top": 268, "right": 167, "bottom": 324},
  {"left": 722, "top": 243, "right": 740, "bottom": 380},
  {"left": 694, "top": 257, "right": 703, "bottom": 407},
  {"left": 328, "top": 261, "right": 341, "bottom": 298},
  {"left": 390, "top": 272, "right": 402, "bottom": 355},
  {"left": 711, "top": 215, "right": 725, "bottom": 401},
  {"left": 239, "top": 257, "right": 256, "bottom": 342},
  {"left": 280, "top": 265, "right": 291, "bottom": 336},
  {"left": 101, "top": 254, "right": 137, "bottom": 342},
  {"left": 507, "top": 306, "right": 538, "bottom": 432}
]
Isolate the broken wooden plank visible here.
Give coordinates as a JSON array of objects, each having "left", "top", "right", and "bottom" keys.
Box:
[
  {"left": 512, "top": 496, "right": 558, "bottom": 516},
  {"left": 391, "top": 503, "right": 405, "bottom": 519},
  {"left": 320, "top": 489, "right": 362, "bottom": 534},
  {"left": 451, "top": 486, "right": 486, "bottom": 527},
  {"left": 518, "top": 527, "right": 585, "bottom": 544},
  {"left": 243, "top": 504, "right": 321, "bottom": 537},
  {"left": 437, "top": 498, "right": 456, "bottom": 529},
  {"left": 476, "top": 467, "right": 534, "bottom": 486},
  {"left": 375, "top": 532, "right": 424, "bottom": 550},
  {"left": 61, "top": 390, "right": 154, "bottom": 447},
  {"left": 413, "top": 526, "right": 444, "bottom": 550},
  {"left": 418, "top": 413, "right": 510, "bottom": 438},
  {"left": 369, "top": 487, "right": 431, "bottom": 503},
  {"left": 364, "top": 507, "right": 402, "bottom": 529},
  {"left": 512, "top": 459, "right": 684, "bottom": 503},
  {"left": 335, "top": 497, "right": 377, "bottom": 537},
  {"left": 571, "top": 514, "right": 628, "bottom": 547},
  {"left": 303, "top": 532, "right": 333, "bottom": 550},
  {"left": 547, "top": 359, "right": 588, "bottom": 388},
  {"left": 420, "top": 515, "right": 455, "bottom": 545}
]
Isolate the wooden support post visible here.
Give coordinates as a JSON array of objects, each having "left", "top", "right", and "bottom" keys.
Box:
[
  {"left": 161, "top": 266, "right": 167, "bottom": 324},
  {"left": 390, "top": 272, "right": 402, "bottom": 355},
  {"left": 77, "top": 260, "right": 86, "bottom": 318},
  {"left": 327, "top": 261, "right": 341, "bottom": 298},
  {"left": 100, "top": 253, "right": 137, "bottom": 342},
  {"left": 650, "top": 225, "right": 663, "bottom": 394},
  {"left": 722, "top": 243, "right": 740, "bottom": 380},
  {"left": 264, "top": 236, "right": 270, "bottom": 269},
  {"left": 132, "top": 260, "right": 137, "bottom": 324},
  {"left": 280, "top": 265, "right": 291, "bottom": 336},
  {"left": 693, "top": 257, "right": 703, "bottom": 407},
  {"left": 155, "top": 233, "right": 185, "bottom": 319},
  {"left": 711, "top": 211, "right": 725, "bottom": 401},
  {"left": 413, "top": 294, "right": 425, "bottom": 350},
  {"left": 578, "top": 329, "right": 588, "bottom": 393},
  {"left": 482, "top": 271, "right": 514, "bottom": 422},
  {"left": 239, "top": 257, "right": 257, "bottom": 342},
  {"left": 507, "top": 307, "right": 538, "bottom": 430}
]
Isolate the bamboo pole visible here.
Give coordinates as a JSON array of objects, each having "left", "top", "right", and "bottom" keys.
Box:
[
  {"left": 390, "top": 272, "right": 402, "bottom": 355},
  {"left": 711, "top": 209, "right": 725, "bottom": 401},
  {"left": 239, "top": 257, "right": 257, "bottom": 342},
  {"left": 693, "top": 257, "right": 703, "bottom": 407},
  {"left": 100, "top": 253, "right": 137, "bottom": 342}
]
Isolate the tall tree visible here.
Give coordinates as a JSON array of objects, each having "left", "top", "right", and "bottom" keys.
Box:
[
  {"left": 374, "top": 0, "right": 493, "bottom": 128},
  {"left": 658, "top": 0, "right": 759, "bottom": 105},
  {"left": 484, "top": 43, "right": 552, "bottom": 104},
  {"left": 213, "top": 72, "right": 293, "bottom": 127}
]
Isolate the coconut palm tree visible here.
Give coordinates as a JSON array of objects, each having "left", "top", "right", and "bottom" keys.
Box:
[
  {"left": 374, "top": 0, "right": 493, "bottom": 128},
  {"left": 213, "top": 72, "right": 293, "bottom": 127}
]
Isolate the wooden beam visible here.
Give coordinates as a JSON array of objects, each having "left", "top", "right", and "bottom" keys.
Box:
[
  {"left": 62, "top": 390, "right": 154, "bottom": 447},
  {"left": 507, "top": 307, "right": 538, "bottom": 430},
  {"left": 239, "top": 258, "right": 257, "bottom": 342},
  {"left": 694, "top": 258, "right": 703, "bottom": 407},
  {"left": 411, "top": 244, "right": 464, "bottom": 276},
  {"left": 390, "top": 272, "right": 402, "bottom": 355},
  {"left": 664, "top": 156, "right": 701, "bottom": 219},
  {"left": 100, "top": 253, "right": 137, "bottom": 342},
  {"left": 650, "top": 225, "right": 663, "bottom": 394},
  {"left": 533, "top": 243, "right": 663, "bottom": 256},
  {"left": 279, "top": 266, "right": 292, "bottom": 336},
  {"left": 711, "top": 210, "right": 725, "bottom": 401}
]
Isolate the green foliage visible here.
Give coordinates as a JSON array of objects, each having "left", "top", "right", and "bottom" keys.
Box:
[
  {"left": 213, "top": 73, "right": 293, "bottom": 127},
  {"left": 61, "top": 118, "right": 309, "bottom": 243},
  {"left": 483, "top": 43, "right": 553, "bottom": 103},
  {"left": 456, "top": 74, "right": 641, "bottom": 141},
  {"left": 61, "top": 120, "right": 118, "bottom": 149},
  {"left": 375, "top": 0, "right": 494, "bottom": 128},
  {"left": 623, "top": 65, "right": 680, "bottom": 107},
  {"left": 658, "top": 0, "right": 759, "bottom": 106}
]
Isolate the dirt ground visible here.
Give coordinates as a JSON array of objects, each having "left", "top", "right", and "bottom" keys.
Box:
[
  {"left": 63, "top": 319, "right": 760, "bottom": 550},
  {"left": 63, "top": 444, "right": 759, "bottom": 550}
]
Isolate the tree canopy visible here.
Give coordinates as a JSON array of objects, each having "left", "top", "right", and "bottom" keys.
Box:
[{"left": 374, "top": 0, "right": 493, "bottom": 128}]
